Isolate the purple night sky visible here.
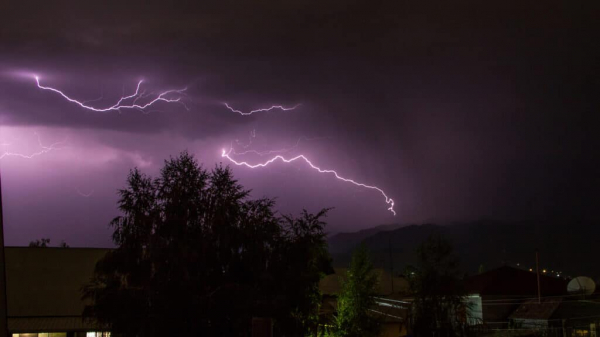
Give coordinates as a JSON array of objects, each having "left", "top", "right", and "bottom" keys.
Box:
[{"left": 1, "top": 1, "right": 598, "bottom": 247}]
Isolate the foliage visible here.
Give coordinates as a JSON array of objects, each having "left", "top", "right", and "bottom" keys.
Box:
[
  {"left": 82, "top": 152, "right": 332, "bottom": 336},
  {"left": 29, "top": 238, "right": 50, "bottom": 247},
  {"left": 333, "top": 244, "right": 380, "bottom": 337},
  {"left": 409, "top": 234, "right": 469, "bottom": 337},
  {"left": 276, "top": 209, "right": 334, "bottom": 335},
  {"left": 59, "top": 241, "right": 70, "bottom": 248}
]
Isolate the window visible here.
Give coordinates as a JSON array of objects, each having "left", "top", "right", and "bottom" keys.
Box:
[
  {"left": 86, "top": 332, "right": 111, "bottom": 337},
  {"left": 12, "top": 334, "right": 67, "bottom": 337}
]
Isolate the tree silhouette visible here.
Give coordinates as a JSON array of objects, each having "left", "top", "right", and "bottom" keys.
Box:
[
  {"left": 409, "top": 234, "right": 469, "bottom": 337},
  {"left": 29, "top": 238, "right": 50, "bottom": 247},
  {"left": 277, "top": 209, "right": 334, "bottom": 335},
  {"left": 333, "top": 244, "right": 380, "bottom": 337},
  {"left": 82, "top": 152, "right": 332, "bottom": 336}
]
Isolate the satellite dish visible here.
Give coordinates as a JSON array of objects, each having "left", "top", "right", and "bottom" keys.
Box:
[{"left": 567, "top": 276, "right": 596, "bottom": 295}]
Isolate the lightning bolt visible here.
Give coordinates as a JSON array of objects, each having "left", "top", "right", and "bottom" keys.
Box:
[
  {"left": 221, "top": 148, "right": 396, "bottom": 215},
  {"left": 234, "top": 129, "right": 257, "bottom": 149},
  {"left": 231, "top": 136, "right": 329, "bottom": 157},
  {"left": 76, "top": 188, "right": 94, "bottom": 197},
  {"left": 223, "top": 102, "right": 300, "bottom": 115},
  {"left": 28, "top": 75, "right": 394, "bottom": 214},
  {"left": 34, "top": 76, "right": 188, "bottom": 113},
  {"left": 0, "top": 133, "right": 66, "bottom": 160}
]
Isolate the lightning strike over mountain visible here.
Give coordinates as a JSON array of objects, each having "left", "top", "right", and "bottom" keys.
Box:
[
  {"left": 221, "top": 147, "right": 396, "bottom": 215},
  {"left": 34, "top": 76, "right": 189, "bottom": 113},
  {"left": 223, "top": 102, "right": 300, "bottom": 115}
]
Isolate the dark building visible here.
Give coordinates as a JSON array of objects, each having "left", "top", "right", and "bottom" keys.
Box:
[
  {"left": 510, "top": 297, "right": 600, "bottom": 335},
  {"left": 464, "top": 265, "right": 569, "bottom": 327},
  {"left": 5, "top": 247, "right": 110, "bottom": 337}
]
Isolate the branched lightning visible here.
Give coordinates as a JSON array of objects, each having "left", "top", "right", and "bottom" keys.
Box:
[
  {"left": 82, "top": 93, "right": 104, "bottom": 105},
  {"left": 34, "top": 76, "right": 189, "bottom": 113},
  {"left": 76, "top": 188, "right": 94, "bottom": 198},
  {"left": 221, "top": 147, "right": 396, "bottom": 215},
  {"left": 26, "top": 74, "right": 395, "bottom": 215},
  {"left": 0, "top": 133, "right": 66, "bottom": 160},
  {"left": 223, "top": 102, "right": 300, "bottom": 116},
  {"left": 231, "top": 136, "right": 328, "bottom": 157},
  {"left": 235, "top": 129, "right": 257, "bottom": 149}
]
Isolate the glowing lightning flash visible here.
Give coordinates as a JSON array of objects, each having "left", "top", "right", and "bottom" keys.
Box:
[
  {"left": 224, "top": 103, "right": 300, "bottom": 115},
  {"left": 76, "top": 188, "right": 94, "bottom": 198},
  {"left": 231, "top": 135, "right": 329, "bottom": 157},
  {"left": 34, "top": 76, "right": 188, "bottom": 113},
  {"left": 221, "top": 148, "right": 396, "bottom": 215},
  {"left": 0, "top": 133, "right": 65, "bottom": 160},
  {"left": 30, "top": 75, "right": 393, "bottom": 214}
]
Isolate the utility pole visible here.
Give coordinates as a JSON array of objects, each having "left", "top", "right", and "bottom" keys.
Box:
[
  {"left": 0, "top": 173, "right": 8, "bottom": 336},
  {"left": 535, "top": 249, "right": 541, "bottom": 304}
]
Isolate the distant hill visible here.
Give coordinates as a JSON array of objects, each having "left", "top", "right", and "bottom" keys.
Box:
[
  {"left": 327, "top": 223, "right": 406, "bottom": 254},
  {"left": 328, "top": 220, "right": 600, "bottom": 279}
]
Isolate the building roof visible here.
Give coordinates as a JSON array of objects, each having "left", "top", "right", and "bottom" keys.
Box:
[
  {"left": 510, "top": 298, "right": 563, "bottom": 320},
  {"left": 5, "top": 247, "right": 110, "bottom": 318},
  {"left": 370, "top": 297, "right": 409, "bottom": 324},
  {"left": 510, "top": 297, "right": 600, "bottom": 322},
  {"left": 319, "top": 267, "right": 409, "bottom": 296},
  {"left": 550, "top": 300, "right": 600, "bottom": 320},
  {"left": 8, "top": 316, "right": 104, "bottom": 333},
  {"left": 465, "top": 266, "right": 569, "bottom": 297}
]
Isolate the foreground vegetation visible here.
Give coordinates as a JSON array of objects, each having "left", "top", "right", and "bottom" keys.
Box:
[{"left": 83, "top": 152, "right": 332, "bottom": 336}]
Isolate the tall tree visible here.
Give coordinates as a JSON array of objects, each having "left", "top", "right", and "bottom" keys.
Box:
[
  {"left": 409, "top": 234, "right": 468, "bottom": 337},
  {"left": 276, "top": 209, "right": 334, "bottom": 335},
  {"left": 83, "top": 152, "right": 332, "bottom": 336},
  {"left": 333, "top": 244, "right": 380, "bottom": 337}
]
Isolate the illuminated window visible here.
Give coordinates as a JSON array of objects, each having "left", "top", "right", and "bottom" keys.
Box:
[
  {"left": 573, "top": 329, "right": 589, "bottom": 337},
  {"left": 12, "top": 332, "right": 67, "bottom": 337},
  {"left": 87, "top": 332, "right": 111, "bottom": 337}
]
